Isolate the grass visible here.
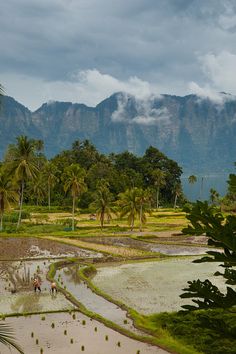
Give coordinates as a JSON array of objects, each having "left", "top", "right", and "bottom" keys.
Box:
[
  {"left": 0, "top": 208, "right": 188, "bottom": 236},
  {"left": 130, "top": 309, "right": 236, "bottom": 354}
]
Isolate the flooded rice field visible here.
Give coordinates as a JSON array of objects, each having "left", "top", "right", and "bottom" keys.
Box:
[
  {"left": 57, "top": 266, "right": 142, "bottom": 334},
  {"left": 81, "top": 236, "right": 210, "bottom": 255},
  {"left": 0, "top": 260, "right": 74, "bottom": 314},
  {"left": 1, "top": 312, "right": 165, "bottom": 354},
  {"left": 93, "top": 258, "right": 228, "bottom": 314},
  {"left": 0, "top": 237, "right": 103, "bottom": 260}
]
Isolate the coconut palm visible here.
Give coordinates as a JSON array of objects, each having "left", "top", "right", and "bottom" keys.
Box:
[
  {"left": 0, "top": 322, "right": 24, "bottom": 353},
  {"left": 63, "top": 164, "right": 86, "bottom": 231},
  {"left": 188, "top": 175, "right": 197, "bottom": 185},
  {"left": 173, "top": 183, "right": 182, "bottom": 209},
  {"left": 5, "top": 136, "right": 38, "bottom": 229},
  {"left": 42, "top": 162, "right": 58, "bottom": 210},
  {"left": 136, "top": 188, "right": 151, "bottom": 232},
  {"left": 0, "top": 169, "right": 18, "bottom": 231},
  {"left": 151, "top": 169, "right": 166, "bottom": 209},
  {"left": 90, "top": 180, "right": 114, "bottom": 229},
  {"left": 209, "top": 188, "right": 219, "bottom": 205},
  {"left": 118, "top": 187, "right": 141, "bottom": 231}
]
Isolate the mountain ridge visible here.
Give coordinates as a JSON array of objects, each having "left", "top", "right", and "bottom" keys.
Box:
[{"left": 1, "top": 92, "right": 236, "bottom": 173}]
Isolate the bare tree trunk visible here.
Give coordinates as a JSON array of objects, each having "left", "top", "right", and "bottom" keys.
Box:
[
  {"left": 48, "top": 183, "right": 50, "bottom": 210},
  {"left": 17, "top": 181, "right": 24, "bottom": 230},
  {"left": 0, "top": 212, "right": 3, "bottom": 231},
  {"left": 101, "top": 209, "right": 104, "bottom": 229},
  {"left": 139, "top": 204, "right": 143, "bottom": 232},
  {"left": 72, "top": 196, "right": 75, "bottom": 231},
  {"left": 156, "top": 187, "right": 160, "bottom": 209},
  {"left": 200, "top": 177, "right": 204, "bottom": 201},
  {"left": 131, "top": 215, "right": 134, "bottom": 231},
  {"left": 174, "top": 193, "right": 178, "bottom": 209}
]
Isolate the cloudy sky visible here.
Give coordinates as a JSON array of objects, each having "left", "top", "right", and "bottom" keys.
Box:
[{"left": 1, "top": 0, "right": 236, "bottom": 110}]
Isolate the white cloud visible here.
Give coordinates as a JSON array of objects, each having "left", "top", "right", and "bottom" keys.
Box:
[
  {"left": 111, "top": 92, "right": 170, "bottom": 126},
  {"left": 1, "top": 69, "right": 160, "bottom": 110},
  {"left": 188, "top": 50, "right": 236, "bottom": 102},
  {"left": 188, "top": 82, "right": 227, "bottom": 103}
]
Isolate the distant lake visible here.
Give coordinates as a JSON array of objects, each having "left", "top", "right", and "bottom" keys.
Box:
[{"left": 181, "top": 173, "right": 229, "bottom": 202}]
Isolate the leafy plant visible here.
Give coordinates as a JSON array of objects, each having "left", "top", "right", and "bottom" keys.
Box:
[{"left": 181, "top": 201, "right": 236, "bottom": 310}]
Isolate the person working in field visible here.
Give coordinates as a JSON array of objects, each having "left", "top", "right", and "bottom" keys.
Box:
[
  {"left": 50, "top": 281, "right": 57, "bottom": 294},
  {"left": 33, "top": 277, "right": 41, "bottom": 292}
]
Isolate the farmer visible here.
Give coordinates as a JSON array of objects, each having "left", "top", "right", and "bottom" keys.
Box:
[
  {"left": 50, "top": 281, "right": 57, "bottom": 294},
  {"left": 33, "top": 277, "right": 41, "bottom": 292}
]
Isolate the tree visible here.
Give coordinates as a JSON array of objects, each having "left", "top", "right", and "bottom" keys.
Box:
[
  {"left": 0, "top": 169, "right": 18, "bottom": 231},
  {"left": 227, "top": 172, "right": 236, "bottom": 201},
  {"left": 90, "top": 180, "right": 114, "bottom": 229},
  {"left": 63, "top": 164, "right": 86, "bottom": 231},
  {"left": 136, "top": 188, "right": 151, "bottom": 232},
  {"left": 0, "top": 322, "right": 24, "bottom": 354},
  {"left": 209, "top": 188, "right": 219, "bottom": 205},
  {"left": 188, "top": 175, "right": 197, "bottom": 185},
  {"left": 151, "top": 169, "right": 166, "bottom": 209},
  {"left": 173, "top": 183, "right": 182, "bottom": 209},
  {"left": 28, "top": 174, "right": 46, "bottom": 206},
  {"left": 180, "top": 201, "right": 236, "bottom": 310},
  {"left": 5, "top": 136, "right": 38, "bottom": 229},
  {"left": 118, "top": 188, "right": 140, "bottom": 231},
  {"left": 42, "top": 162, "right": 58, "bottom": 210}
]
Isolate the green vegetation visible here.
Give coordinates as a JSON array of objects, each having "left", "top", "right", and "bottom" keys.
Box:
[
  {"left": 0, "top": 322, "right": 24, "bottom": 354},
  {"left": 133, "top": 309, "right": 236, "bottom": 354},
  {"left": 181, "top": 201, "right": 236, "bottom": 310},
  {"left": 0, "top": 136, "right": 184, "bottom": 232}
]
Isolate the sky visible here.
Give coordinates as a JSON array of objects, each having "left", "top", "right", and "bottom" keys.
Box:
[{"left": 1, "top": 0, "right": 236, "bottom": 110}]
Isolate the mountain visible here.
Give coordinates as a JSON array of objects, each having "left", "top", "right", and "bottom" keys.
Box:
[{"left": 1, "top": 92, "right": 236, "bottom": 173}]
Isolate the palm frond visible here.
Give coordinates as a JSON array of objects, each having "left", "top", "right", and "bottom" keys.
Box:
[{"left": 0, "top": 322, "right": 24, "bottom": 354}]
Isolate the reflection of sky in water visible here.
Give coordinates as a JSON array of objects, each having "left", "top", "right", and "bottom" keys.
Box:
[
  {"left": 93, "top": 258, "right": 232, "bottom": 314},
  {"left": 57, "top": 266, "right": 141, "bottom": 334}
]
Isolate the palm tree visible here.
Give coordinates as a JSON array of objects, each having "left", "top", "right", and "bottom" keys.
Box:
[
  {"left": 136, "top": 188, "right": 151, "bottom": 232},
  {"left": 118, "top": 188, "right": 140, "bottom": 231},
  {"left": 188, "top": 175, "right": 197, "bottom": 185},
  {"left": 63, "top": 164, "right": 86, "bottom": 231},
  {"left": 173, "top": 183, "right": 182, "bottom": 209},
  {"left": 0, "top": 322, "right": 24, "bottom": 353},
  {"left": 42, "top": 162, "right": 58, "bottom": 210},
  {"left": 151, "top": 169, "right": 166, "bottom": 209},
  {"left": 209, "top": 188, "right": 219, "bottom": 205},
  {"left": 90, "top": 180, "right": 114, "bottom": 229},
  {"left": 29, "top": 173, "right": 46, "bottom": 206},
  {"left": 0, "top": 169, "right": 18, "bottom": 231},
  {"left": 33, "top": 139, "right": 45, "bottom": 169},
  {"left": 5, "top": 136, "right": 38, "bottom": 229}
]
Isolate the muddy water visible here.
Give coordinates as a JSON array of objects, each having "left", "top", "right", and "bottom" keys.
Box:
[
  {"left": 82, "top": 236, "right": 210, "bottom": 255},
  {"left": 57, "top": 266, "right": 142, "bottom": 334},
  {"left": 0, "top": 237, "right": 103, "bottom": 260},
  {"left": 93, "top": 258, "right": 229, "bottom": 314},
  {"left": 0, "top": 260, "right": 74, "bottom": 314},
  {"left": 0, "top": 312, "right": 166, "bottom": 354}
]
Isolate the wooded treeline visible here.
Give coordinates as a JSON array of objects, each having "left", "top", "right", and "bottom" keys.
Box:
[{"left": 0, "top": 136, "right": 183, "bottom": 230}]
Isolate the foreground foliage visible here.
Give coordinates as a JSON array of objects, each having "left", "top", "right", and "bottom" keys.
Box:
[
  {"left": 0, "top": 322, "right": 24, "bottom": 353},
  {"left": 143, "top": 309, "right": 236, "bottom": 354},
  {"left": 181, "top": 201, "right": 236, "bottom": 310}
]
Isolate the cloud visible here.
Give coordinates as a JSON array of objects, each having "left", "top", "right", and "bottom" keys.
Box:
[
  {"left": 188, "top": 82, "right": 228, "bottom": 104},
  {"left": 111, "top": 92, "right": 170, "bottom": 126},
  {"left": 188, "top": 50, "right": 236, "bottom": 102},
  {"left": 1, "top": 0, "right": 236, "bottom": 109},
  {"left": 1, "top": 70, "right": 159, "bottom": 110}
]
